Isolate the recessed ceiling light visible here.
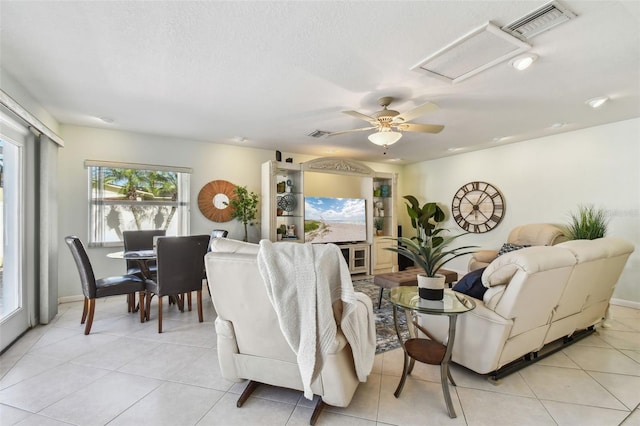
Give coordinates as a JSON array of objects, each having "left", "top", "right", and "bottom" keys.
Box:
[
  {"left": 586, "top": 96, "right": 609, "bottom": 109},
  {"left": 550, "top": 122, "right": 567, "bottom": 129},
  {"left": 510, "top": 53, "right": 538, "bottom": 70},
  {"left": 447, "top": 147, "right": 463, "bottom": 152},
  {"left": 98, "top": 116, "right": 114, "bottom": 123},
  {"left": 492, "top": 137, "right": 507, "bottom": 143},
  {"left": 233, "top": 136, "right": 247, "bottom": 142}
]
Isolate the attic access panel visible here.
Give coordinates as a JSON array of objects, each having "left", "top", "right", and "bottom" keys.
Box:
[{"left": 411, "top": 22, "right": 531, "bottom": 84}]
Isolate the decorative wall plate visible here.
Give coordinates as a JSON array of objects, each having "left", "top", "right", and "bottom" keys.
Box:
[
  {"left": 198, "top": 180, "right": 236, "bottom": 222},
  {"left": 278, "top": 193, "right": 297, "bottom": 212}
]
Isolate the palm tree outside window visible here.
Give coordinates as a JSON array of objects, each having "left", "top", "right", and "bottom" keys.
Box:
[{"left": 86, "top": 161, "right": 191, "bottom": 247}]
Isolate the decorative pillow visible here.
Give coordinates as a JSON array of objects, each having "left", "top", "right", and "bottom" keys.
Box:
[
  {"left": 497, "top": 243, "right": 530, "bottom": 257},
  {"left": 453, "top": 267, "right": 488, "bottom": 300}
]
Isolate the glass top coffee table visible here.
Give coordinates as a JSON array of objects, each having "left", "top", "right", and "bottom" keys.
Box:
[{"left": 387, "top": 287, "right": 476, "bottom": 418}]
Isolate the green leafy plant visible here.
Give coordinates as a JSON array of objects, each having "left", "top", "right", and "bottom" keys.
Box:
[
  {"left": 385, "top": 195, "right": 476, "bottom": 277},
  {"left": 226, "top": 185, "right": 259, "bottom": 242},
  {"left": 374, "top": 217, "right": 384, "bottom": 231},
  {"left": 566, "top": 204, "right": 609, "bottom": 240}
]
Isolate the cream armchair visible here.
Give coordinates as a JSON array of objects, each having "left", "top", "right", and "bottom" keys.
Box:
[
  {"left": 204, "top": 238, "right": 374, "bottom": 425},
  {"left": 468, "top": 223, "right": 568, "bottom": 271}
]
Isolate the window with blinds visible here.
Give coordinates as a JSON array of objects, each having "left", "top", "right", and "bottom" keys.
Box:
[{"left": 86, "top": 161, "right": 191, "bottom": 246}]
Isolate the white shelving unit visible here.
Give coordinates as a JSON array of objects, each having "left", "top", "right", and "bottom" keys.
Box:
[
  {"left": 371, "top": 172, "right": 398, "bottom": 274},
  {"left": 261, "top": 161, "right": 304, "bottom": 243},
  {"left": 261, "top": 158, "right": 398, "bottom": 275}
]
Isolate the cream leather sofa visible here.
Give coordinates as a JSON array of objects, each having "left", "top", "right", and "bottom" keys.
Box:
[
  {"left": 468, "top": 223, "right": 568, "bottom": 271},
  {"left": 204, "top": 238, "right": 369, "bottom": 424},
  {"left": 422, "top": 237, "right": 634, "bottom": 378}
]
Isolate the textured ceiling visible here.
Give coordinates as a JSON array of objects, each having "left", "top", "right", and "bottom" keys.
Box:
[{"left": 1, "top": 1, "right": 639, "bottom": 164}]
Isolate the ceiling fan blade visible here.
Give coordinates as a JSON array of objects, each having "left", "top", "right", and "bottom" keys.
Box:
[
  {"left": 328, "top": 126, "right": 377, "bottom": 136},
  {"left": 392, "top": 101, "right": 439, "bottom": 123},
  {"left": 396, "top": 123, "right": 444, "bottom": 134},
  {"left": 342, "top": 110, "right": 378, "bottom": 123}
]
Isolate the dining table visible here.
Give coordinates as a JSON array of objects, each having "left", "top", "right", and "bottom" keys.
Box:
[{"left": 107, "top": 249, "right": 157, "bottom": 280}]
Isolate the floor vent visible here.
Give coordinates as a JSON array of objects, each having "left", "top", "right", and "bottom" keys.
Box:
[
  {"left": 307, "top": 130, "right": 330, "bottom": 138},
  {"left": 502, "top": 0, "right": 577, "bottom": 41}
]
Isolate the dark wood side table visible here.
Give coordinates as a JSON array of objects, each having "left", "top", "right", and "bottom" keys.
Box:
[{"left": 387, "top": 287, "right": 475, "bottom": 418}]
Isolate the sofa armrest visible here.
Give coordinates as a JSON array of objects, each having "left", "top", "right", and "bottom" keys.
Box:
[{"left": 468, "top": 249, "right": 499, "bottom": 271}]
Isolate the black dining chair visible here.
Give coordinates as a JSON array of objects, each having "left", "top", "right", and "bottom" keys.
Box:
[
  {"left": 204, "top": 229, "right": 229, "bottom": 294},
  {"left": 123, "top": 229, "right": 166, "bottom": 278},
  {"left": 144, "top": 235, "right": 210, "bottom": 333},
  {"left": 208, "top": 229, "right": 229, "bottom": 250},
  {"left": 123, "top": 230, "right": 166, "bottom": 312},
  {"left": 65, "top": 236, "right": 146, "bottom": 335}
]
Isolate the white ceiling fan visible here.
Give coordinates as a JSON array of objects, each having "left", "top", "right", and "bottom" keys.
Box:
[{"left": 330, "top": 96, "right": 444, "bottom": 146}]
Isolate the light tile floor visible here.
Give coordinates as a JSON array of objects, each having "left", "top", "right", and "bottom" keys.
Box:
[{"left": 1, "top": 293, "right": 638, "bottom": 426}]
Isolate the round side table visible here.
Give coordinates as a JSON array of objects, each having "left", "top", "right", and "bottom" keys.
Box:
[{"left": 387, "top": 287, "right": 476, "bottom": 418}]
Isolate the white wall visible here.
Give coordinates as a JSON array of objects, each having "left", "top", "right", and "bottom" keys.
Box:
[
  {"left": 57, "top": 124, "right": 403, "bottom": 298},
  {"left": 402, "top": 118, "right": 640, "bottom": 305},
  {"left": 1, "top": 69, "right": 60, "bottom": 136}
]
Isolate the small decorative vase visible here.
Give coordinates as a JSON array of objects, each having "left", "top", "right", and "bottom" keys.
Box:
[{"left": 417, "top": 274, "right": 445, "bottom": 300}]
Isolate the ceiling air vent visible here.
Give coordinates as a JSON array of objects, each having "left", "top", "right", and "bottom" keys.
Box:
[
  {"left": 502, "top": 1, "right": 577, "bottom": 41},
  {"left": 411, "top": 22, "right": 530, "bottom": 84},
  {"left": 307, "top": 130, "right": 330, "bottom": 138}
]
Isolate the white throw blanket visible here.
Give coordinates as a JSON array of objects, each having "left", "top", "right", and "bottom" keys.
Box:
[{"left": 257, "top": 240, "right": 375, "bottom": 399}]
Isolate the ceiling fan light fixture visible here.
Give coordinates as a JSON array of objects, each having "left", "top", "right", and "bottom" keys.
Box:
[
  {"left": 511, "top": 53, "right": 538, "bottom": 70},
  {"left": 368, "top": 131, "right": 402, "bottom": 146}
]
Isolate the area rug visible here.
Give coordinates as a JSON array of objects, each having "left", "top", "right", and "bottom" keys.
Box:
[{"left": 353, "top": 278, "right": 409, "bottom": 354}]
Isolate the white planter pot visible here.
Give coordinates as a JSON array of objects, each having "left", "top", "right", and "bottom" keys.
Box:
[{"left": 417, "top": 273, "right": 445, "bottom": 300}]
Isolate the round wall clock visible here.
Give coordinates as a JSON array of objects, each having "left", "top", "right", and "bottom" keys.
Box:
[
  {"left": 451, "top": 181, "right": 504, "bottom": 233},
  {"left": 198, "top": 180, "right": 237, "bottom": 222}
]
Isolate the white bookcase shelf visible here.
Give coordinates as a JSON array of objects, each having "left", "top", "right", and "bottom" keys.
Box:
[{"left": 261, "top": 158, "right": 398, "bottom": 275}]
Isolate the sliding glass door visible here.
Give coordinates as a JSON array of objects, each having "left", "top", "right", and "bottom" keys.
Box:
[{"left": 0, "top": 116, "right": 29, "bottom": 352}]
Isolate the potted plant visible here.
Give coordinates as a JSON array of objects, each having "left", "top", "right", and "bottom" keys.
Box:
[
  {"left": 276, "top": 226, "right": 285, "bottom": 240},
  {"left": 386, "top": 195, "right": 477, "bottom": 300},
  {"left": 225, "top": 185, "right": 259, "bottom": 242},
  {"left": 374, "top": 217, "right": 385, "bottom": 236},
  {"left": 565, "top": 204, "right": 609, "bottom": 240}
]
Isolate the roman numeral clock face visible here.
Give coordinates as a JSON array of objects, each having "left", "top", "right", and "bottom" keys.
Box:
[{"left": 451, "top": 181, "right": 505, "bottom": 233}]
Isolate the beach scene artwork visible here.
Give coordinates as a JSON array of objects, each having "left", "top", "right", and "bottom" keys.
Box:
[{"left": 304, "top": 197, "right": 367, "bottom": 243}]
